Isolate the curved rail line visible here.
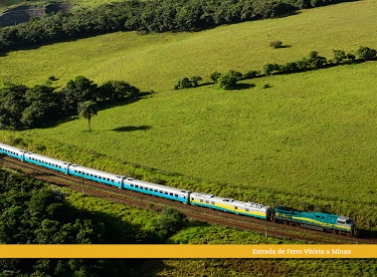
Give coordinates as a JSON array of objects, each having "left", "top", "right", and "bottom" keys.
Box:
[{"left": 1, "top": 155, "right": 375, "bottom": 244}]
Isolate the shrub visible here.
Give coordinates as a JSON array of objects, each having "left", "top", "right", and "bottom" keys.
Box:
[
  {"left": 243, "top": 70, "right": 260, "bottom": 79},
  {"left": 155, "top": 208, "right": 187, "bottom": 239},
  {"left": 174, "top": 77, "right": 192, "bottom": 90},
  {"left": 270, "top": 40, "right": 283, "bottom": 48},
  {"left": 190, "top": 76, "right": 202, "bottom": 87},
  {"left": 218, "top": 72, "right": 238, "bottom": 90},
  {"left": 357, "top": 46, "right": 377, "bottom": 61},
  {"left": 210, "top": 72, "right": 221, "bottom": 84}
]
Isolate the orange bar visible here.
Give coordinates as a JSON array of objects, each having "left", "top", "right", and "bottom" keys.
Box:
[{"left": 0, "top": 245, "right": 376, "bottom": 258}]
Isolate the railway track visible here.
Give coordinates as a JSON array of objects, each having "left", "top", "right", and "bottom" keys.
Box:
[{"left": 1, "top": 155, "right": 375, "bottom": 244}]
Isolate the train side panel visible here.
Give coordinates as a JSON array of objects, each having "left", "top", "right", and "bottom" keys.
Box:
[
  {"left": 68, "top": 164, "right": 124, "bottom": 188},
  {"left": 0, "top": 143, "right": 25, "bottom": 161},
  {"left": 190, "top": 193, "right": 270, "bottom": 220},
  {"left": 123, "top": 178, "right": 191, "bottom": 204},
  {"left": 274, "top": 206, "right": 355, "bottom": 234},
  {"left": 24, "top": 152, "right": 70, "bottom": 174}
]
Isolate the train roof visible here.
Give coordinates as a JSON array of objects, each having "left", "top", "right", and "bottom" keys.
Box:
[
  {"left": 191, "top": 192, "right": 269, "bottom": 210},
  {"left": 275, "top": 206, "right": 350, "bottom": 219},
  {"left": 125, "top": 178, "right": 191, "bottom": 194},
  {"left": 25, "top": 152, "right": 71, "bottom": 166},
  {"left": 0, "top": 143, "right": 27, "bottom": 153},
  {"left": 70, "top": 164, "right": 125, "bottom": 180}
]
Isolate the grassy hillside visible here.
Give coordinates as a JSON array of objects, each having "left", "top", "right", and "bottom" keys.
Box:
[
  {"left": 1, "top": 0, "right": 377, "bottom": 90},
  {"left": 1, "top": 0, "right": 377, "bottom": 229}
]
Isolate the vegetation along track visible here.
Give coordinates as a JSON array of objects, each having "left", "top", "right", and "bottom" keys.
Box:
[{"left": 1, "top": 155, "right": 374, "bottom": 244}]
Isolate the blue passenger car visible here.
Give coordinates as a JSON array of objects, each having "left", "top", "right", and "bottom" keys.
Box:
[
  {"left": 0, "top": 143, "right": 25, "bottom": 161},
  {"left": 68, "top": 164, "right": 125, "bottom": 188},
  {"left": 123, "top": 177, "right": 191, "bottom": 204},
  {"left": 24, "top": 152, "right": 71, "bottom": 174}
]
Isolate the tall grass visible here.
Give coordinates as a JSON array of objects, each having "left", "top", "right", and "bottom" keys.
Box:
[{"left": 1, "top": 0, "right": 377, "bottom": 228}]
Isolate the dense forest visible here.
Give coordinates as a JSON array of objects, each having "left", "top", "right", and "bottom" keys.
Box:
[
  {"left": 0, "top": 0, "right": 355, "bottom": 53},
  {"left": 0, "top": 166, "right": 188, "bottom": 276}
]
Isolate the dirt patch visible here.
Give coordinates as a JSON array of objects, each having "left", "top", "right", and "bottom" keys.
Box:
[{"left": 0, "top": 3, "right": 74, "bottom": 27}]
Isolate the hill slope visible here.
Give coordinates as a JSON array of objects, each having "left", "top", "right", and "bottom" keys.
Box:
[{"left": 1, "top": 0, "right": 377, "bottom": 228}]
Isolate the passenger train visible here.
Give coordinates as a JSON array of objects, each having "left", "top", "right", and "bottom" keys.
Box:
[{"left": 0, "top": 142, "right": 356, "bottom": 236}]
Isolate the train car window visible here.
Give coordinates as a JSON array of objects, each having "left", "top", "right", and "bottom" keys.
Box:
[
  {"left": 175, "top": 194, "right": 178, "bottom": 197},
  {"left": 191, "top": 198, "right": 194, "bottom": 201},
  {"left": 130, "top": 184, "right": 134, "bottom": 187},
  {"left": 169, "top": 193, "right": 173, "bottom": 196},
  {"left": 246, "top": 209, "right": 249, "bottom": 212},
  {"left": 206, "top": 200, "right": 209, "bottom": 204},
  {"left": 164, "top": 192, "right": 168, "bottom": 195},
  {"left": 200, "top": 199, "right": 203, "bottom": 203},
  {"left": 154, "top": 189, "right": 158, "bottom": 192},
  {"left": 211, "top": 202, "right": 215, "bottom": 205},
  {"left": 135, "top": 185, "right": 139, "bottom": 188},
  {"left": 235, "top": 207, "right": 238, "bottom": 209}
]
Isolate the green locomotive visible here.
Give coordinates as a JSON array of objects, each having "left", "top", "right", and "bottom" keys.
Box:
[{"left": 274, "top": 206, "right": 356, "bottom": 236}]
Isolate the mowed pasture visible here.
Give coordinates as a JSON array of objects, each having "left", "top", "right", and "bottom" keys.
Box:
[{"left": 1, "top": 0, "right": 377, "bottom": 229}]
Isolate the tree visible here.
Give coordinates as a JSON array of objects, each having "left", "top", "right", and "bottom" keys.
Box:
[
  {"left": 77, "top": 101, "right": 98, "bottom": 132},
  {"left": 218, "top": 72, "right": 238, "bottom": 90},
  {"left": 210, "top": 71, "right": 221, "bottom": 84},
  {"left": 308, "top": 51, "right": 327, "bottom": 69},
  {"left": 65, "top": 76, "right": 97, "bottom": 104},
  {"left": 243, "top": 70, "right": 259, "bottom": 79},
  {"left": 228, "top": 70, "right": 243, "bottom": 80},
  {"left": 155, "top": 208, "right": 187, "bottom": 239},
  {"left": 346, "top": 53, "right": 356, "bottom": 63},
  {"left": 357, "top": 46, "right": 377, "bottom": 61},
  {"left": 0, "top": 83, "right": 28, "bottom": 130},
  {"left": 332, "top": 49, "right": 346, "bottom": 64},
  {"left": 190, "top": 76, "right": 202, "bottom": 87},
  {"left": 263, "top": 63, "right": 277, "bottom": 76}
]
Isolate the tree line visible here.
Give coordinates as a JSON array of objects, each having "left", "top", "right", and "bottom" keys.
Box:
[
  {"left": 0, "top": 76, "right": 141, "bottom": 130},
  {"left": 0, "top": 0, "right": 355, "bottom": 53},
  {"left": 0, "top": 167, "right": 188, "bottom": 276},
  {"left": 174, "top": 46, "right": 377, "bottom": 90}
]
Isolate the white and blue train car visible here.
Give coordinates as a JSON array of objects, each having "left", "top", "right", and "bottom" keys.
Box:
[
  {"left": 0, "top": 142, "right": 26, "bottom": 161},
  {"left": 24, "top": 152, "right": 71, "bottom": 174},
  {"left": 123, "top": 177, "right": 191, "bottom": 204},
  {"left": 68, "top": 164, "right": 125, "bottom": 188},
  {"left": 190, "top": 192, "right": 271, "bottom": 220}
]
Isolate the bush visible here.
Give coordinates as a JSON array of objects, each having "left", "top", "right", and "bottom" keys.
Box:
[
  {"left": 155, "top": 208, "right": 187, "bottom": 239},
  {"left": 270, "top": 40, "right": 283, "bottom": 48},
  {"left": 218, "top": 72, "right": 238, "bottom": 90},
  {"left": 243, "top": 70, "right": 260, "bottom": 79},
  {"left": 357, "top": 46, "right": 377, "bottom": 61},
  {"left": 210, "top": 72, "right": 221, "bottom": 84}
]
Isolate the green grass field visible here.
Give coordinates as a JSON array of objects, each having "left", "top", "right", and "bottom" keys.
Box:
[{"left": 1, "top": 0, "right": 377, "bottom": 230}]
